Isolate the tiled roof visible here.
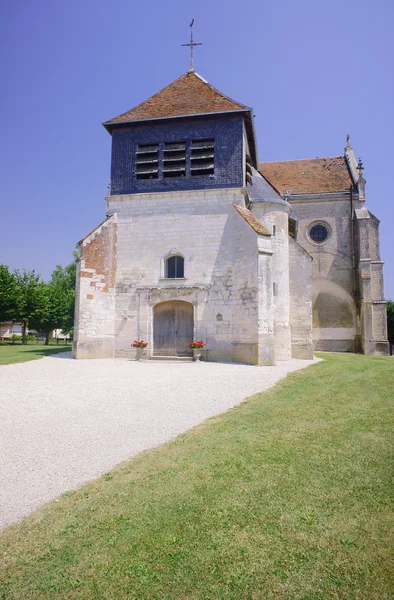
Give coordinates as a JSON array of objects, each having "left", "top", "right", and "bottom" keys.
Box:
[
  {"left": 260, "top": 157, "right": 353, "bottom": 195},
  {"left": 104, "top": 71, "right": 250, "bottom": 126},
  {"left": 233, "top": 204, "right": 271, "bottom": 236}
]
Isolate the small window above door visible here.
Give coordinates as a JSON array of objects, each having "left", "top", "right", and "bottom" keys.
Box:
[{"left": 166, "top": 255, "right": 184, "bottom": 278}]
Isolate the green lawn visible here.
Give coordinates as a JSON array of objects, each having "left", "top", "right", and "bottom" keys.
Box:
[
  {"left": 0, "top": 353, "right": 393, "bottom": 599},
  {"left": 0, "top": 343, "right": 72, "bottom": 365}
]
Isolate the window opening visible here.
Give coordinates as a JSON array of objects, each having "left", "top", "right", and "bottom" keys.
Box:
[
  {"left": 288, "top": 218, "right": 297, "bottom": 240},
  {"left": 246, "top": 154, "right": 253, "bottom": 185},
  {"left": 136, "top": 143, "right": 159, "bottom": 179},
  {"left": 163, "top": 141, "right": 186, "bottom": 178},
  {"left": 135, "top": 138, "right": 215, "bottom": 182},
  {"left": 166, "top": 255, "right": 184, "bottom": 278},
  {"left": 190, "top": 138, "right": 214, "bottom": 177},
  {"left": 309, "top": 223, "right": 328, "bottom": 243}
]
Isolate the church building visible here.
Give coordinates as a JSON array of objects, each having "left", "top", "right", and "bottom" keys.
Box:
[{"left": 73, "top": 69, "right": 389, "bottom": 364}]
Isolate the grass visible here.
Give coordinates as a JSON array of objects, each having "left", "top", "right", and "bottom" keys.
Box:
[
  {"left": 0, "top": 353, "right": 393, "bottom": 599},
  {"left": 0, "top": 343, "right": 72, "bottom": 365}
]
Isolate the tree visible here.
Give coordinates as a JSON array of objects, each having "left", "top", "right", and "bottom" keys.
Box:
[
  {"left": 28, "top": 254, "right": 77, "bottom": 345},
  {"left": 49, "top": 254, "right": 77, "bottom": 335},
  {"left": 387, "top": 300, "right": 394, "bottom": 355},
  {"left": 28, "top": 283, "right": 63, "bottom": 345},
  {"left": 0, "top": 265, "right": 22, "bottom": 323},
  {"left": 1, "top": 254, "right": 77, "bottom": 345},
  {"left": 13, "top": 270, "right": 48, "bottom": 343}
]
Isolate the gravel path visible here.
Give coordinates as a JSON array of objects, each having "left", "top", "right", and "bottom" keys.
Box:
[{"left": 0, "top": 354, "right": 317, "bottom": 528}]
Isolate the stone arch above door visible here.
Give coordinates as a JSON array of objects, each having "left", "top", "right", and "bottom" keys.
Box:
[{"left": 153, "top": 300, "right": 194, "bottom": 356}]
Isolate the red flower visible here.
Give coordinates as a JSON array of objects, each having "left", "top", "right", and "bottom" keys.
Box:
[
  {"left": 131, "top": 340, "right": 148, "bottom": 348},
  {"left": 188, "top": 340, "right": 206, "bottom": 349}
]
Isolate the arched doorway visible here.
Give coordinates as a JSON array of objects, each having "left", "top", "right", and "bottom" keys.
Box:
[{"left": 153, "top": 301, "right": 194, "bottom": 356}]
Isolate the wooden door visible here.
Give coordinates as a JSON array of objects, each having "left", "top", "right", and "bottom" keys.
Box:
[{"left": 154, "top": 301, "right": 193, "bottom": 356}]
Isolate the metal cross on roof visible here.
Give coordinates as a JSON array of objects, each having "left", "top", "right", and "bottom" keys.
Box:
[{"left": 182, "top": 19, "right": 202, "bottom": 72}]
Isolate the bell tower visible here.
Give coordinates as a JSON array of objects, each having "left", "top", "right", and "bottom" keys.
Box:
[{"left": 103, "top": 71, "right": 257, "bottom": 199}]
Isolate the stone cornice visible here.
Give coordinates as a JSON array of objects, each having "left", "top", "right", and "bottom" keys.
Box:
[
  {"left": 107, "top": 188, "right": 245, "bottom": 203},
  {"left": 136, "top": 285, "right": 211, "bottom": 291},
  {"left": 286, "top": 192, "right": 351, "bottom": 203}
]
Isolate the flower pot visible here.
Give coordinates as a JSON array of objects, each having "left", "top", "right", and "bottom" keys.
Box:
[
  {"left": 193, "top": 349, "right": 202, "bottom": 362},
  {"left": 135, "top": 347, "right": 145, "bottom": 361}
]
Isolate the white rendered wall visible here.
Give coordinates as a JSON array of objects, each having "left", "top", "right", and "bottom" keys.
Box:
[
  {"left": 252, "top": 202, "right": 291, "bottom": 360},
  {"left": 106, "top": 188, "right": 273, "bottom": 363}
]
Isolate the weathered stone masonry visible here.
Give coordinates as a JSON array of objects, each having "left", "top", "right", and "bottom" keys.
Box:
[{"left": 73, "top": 215, "right": 117, "bottom": 359}]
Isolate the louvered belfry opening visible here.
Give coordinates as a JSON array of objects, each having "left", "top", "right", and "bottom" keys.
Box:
[
  {"left": 246, "top": 154, "right": 253, "bottom": 185},
  {"left": 135, "top": 143, "right": 159, "bottom": 179},
  {"left": 190, "top": 138, "right": 214, "bottom": 177},
  {"left": 135, "top": 138, "right": 215, "bottom": 182},
  {"left": 163, "top": 141, "right": 186, "bottom": 178}
]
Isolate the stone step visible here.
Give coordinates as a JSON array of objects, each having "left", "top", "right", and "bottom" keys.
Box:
[{"left": 150, "top": 355, "right": 193, "bottom": 362}]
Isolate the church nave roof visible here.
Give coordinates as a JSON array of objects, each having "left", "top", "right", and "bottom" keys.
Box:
[{"left": 260, "top": 156, "right": 353, "bottom": 196}]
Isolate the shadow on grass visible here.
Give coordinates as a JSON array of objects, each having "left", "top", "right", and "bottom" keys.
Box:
[{"left": 21, "top": 348, "right": 73, "bottom": 359}]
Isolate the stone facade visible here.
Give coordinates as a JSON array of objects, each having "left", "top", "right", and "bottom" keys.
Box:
[
  {"left": 261, "top": 139, "right": 389, "bottom": 356},
  {"left": 73, "top": 70, "right": 389, "bottom": 362},
  {"left": 277, "top": 182, "right": 389, "bottom": 355},
  {"left": 74, "top": 186, "right": 300, "bottom": 365},
  {"left": 288, "top": 194, "right": 358, "bottom": 352}
]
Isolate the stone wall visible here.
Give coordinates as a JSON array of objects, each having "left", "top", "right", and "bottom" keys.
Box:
[
  {"left": 74, "top": 186, "right": 313, "bottom": 365},
  {"left": 289, "top": 238, "right": 313, "bottom": 358},
  {"left": 232, "top": 212, "right": 260, "bottom": 364},
  {"left": 104, "top": 188, "right": 280, "bottom": 364},
  {"left": 73, "top": 215, "right": 117, "bottom": 359},
  {"left": 252, "top": 203, "right": 291, "bottom": 362},
  {"left": 354, "top": 208, "right": 390, "bottom": 355},
  {"left": 108, "top": 189, "right": 241, "bottom": 360},
  {"left": 289, "top": 195, "right": 358, "bottom": 351}
]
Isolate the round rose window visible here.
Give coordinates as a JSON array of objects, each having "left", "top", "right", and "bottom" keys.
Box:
[{"left": 309, "top": 223, "right": 329, "bottom": 244}]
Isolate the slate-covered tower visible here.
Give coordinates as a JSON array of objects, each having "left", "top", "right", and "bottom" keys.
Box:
[
  {"left": 106, "top": 71, "right": 258, "bottom": 196},
  {"left": 73, "top": 71, "right": 303, "bottom": 364}
]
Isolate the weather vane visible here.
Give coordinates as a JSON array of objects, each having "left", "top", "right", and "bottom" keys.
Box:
[{"left": 182, "top": 19, "right": 202, "bottom": 72}]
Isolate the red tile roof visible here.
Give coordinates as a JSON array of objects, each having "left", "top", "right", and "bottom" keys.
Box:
[
  {"left": 233, "top": 204, "right": 271, "bottom": 236},
  {"left": 105, "top": 71, "right": 250, "bottom": 126},
  {"left": 260, "top": 157, "right": 353, "bottom": 195}
]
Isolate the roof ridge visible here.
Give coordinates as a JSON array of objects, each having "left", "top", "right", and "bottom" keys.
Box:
[
  {"left": 194, "top": 72, "right": 250, "bottom": 111},
  {"left": 261, "top": 156, "right": 344, "bottom": 164},
  {"left": 105, "top": 72, "right": 188, "bottom": 124}
]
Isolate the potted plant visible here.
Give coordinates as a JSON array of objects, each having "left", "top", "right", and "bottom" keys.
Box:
[
  {"left": 188, "top": 340, "right": 206, "bottom": 362},
  {"left": 131, "top": 340, "right": 148, "bottom": 361}
]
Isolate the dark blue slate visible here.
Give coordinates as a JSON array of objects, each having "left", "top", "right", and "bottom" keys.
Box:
[{"left": 109, "top": 113, "right": 244, "bottom": 195}]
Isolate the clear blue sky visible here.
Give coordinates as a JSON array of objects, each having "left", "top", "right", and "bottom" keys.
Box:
[{"left": 1, "top": 0, "right": 393, "bottom": 297}]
